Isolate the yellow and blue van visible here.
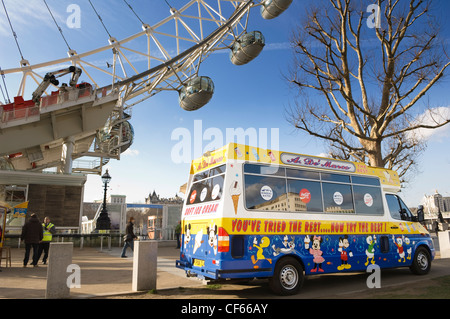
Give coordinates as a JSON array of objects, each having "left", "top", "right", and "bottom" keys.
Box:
[{"left": 176, "top": 143, "right": 434, "bottom": 295}]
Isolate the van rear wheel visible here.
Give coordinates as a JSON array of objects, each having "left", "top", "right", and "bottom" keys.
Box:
[
  {"left": 269, "top": 257, "right": 304, "bottom": 295},
  {"left": 410, "top": 246, "right": 431, "bottom": 275}
]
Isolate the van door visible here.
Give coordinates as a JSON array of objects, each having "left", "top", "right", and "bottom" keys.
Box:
[{"left": 385, "top": 194, "right": 415, "bottom": 264}]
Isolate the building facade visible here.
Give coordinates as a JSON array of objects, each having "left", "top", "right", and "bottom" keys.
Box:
[{"left": 423, "top": 190, "right": 450, "bottom": 213}]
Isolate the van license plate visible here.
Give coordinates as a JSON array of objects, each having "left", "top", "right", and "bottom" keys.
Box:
[{"left": 193, "top": 259, "right": 205, "bottom": 267}]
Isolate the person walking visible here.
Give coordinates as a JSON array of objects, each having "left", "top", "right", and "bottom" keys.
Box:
[
  {"left": 37, "top": 217, "right": 55, "bottom": 265},
  {"left": 121, "top": 217, "right": 137, "bottom": 258},
  {"left": 21, "top": 213, "right": 43, "bottom": 267}
]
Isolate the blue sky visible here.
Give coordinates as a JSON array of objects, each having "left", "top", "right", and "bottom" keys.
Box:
[{"left": 1, "top": 0, "right": 449, "bottom": 207}]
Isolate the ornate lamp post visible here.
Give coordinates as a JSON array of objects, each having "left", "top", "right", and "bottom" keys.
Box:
[{"left": 96, "top": 169, "right": 111, "bottom": 231}]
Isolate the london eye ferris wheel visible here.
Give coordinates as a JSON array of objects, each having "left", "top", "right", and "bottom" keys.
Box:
[{"left": 0, "top": 0, "right": 293, "bottom": 175}]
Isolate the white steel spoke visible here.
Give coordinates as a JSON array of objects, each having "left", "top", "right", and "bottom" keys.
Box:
[{"left": 0, "top": 0, "right": 294, "bottom": 166}]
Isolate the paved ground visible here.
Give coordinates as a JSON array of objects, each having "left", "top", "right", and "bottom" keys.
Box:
[
  {"left": 2, "top": 237, "right": 450, "bottom": 300},
  {"left": 0, "top": 241, "right": 204, "bottom": 299},
  {"left": 106, "top": 256, "right": 450, "bottom": 300}
]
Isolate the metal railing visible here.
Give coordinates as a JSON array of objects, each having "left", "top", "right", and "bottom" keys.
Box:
[
  {"left": 0, "top": 85, "right": 117, "bottom": 126},
  {"left": 147, "top": 227, "right": 176, "bottom": 241},
  {"left": 4, "top": 229, "right": 176, "bottom": 250},
  {"left": 0, "top": 106, "right": 40, "bottom": 123},
  {"left": 39, "top": 86, "right": 94, "bottom": 110}
]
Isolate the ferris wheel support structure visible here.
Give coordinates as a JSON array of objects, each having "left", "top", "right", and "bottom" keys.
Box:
[{"left": 0, "top": 0, "right": 293, "bottom": 174}]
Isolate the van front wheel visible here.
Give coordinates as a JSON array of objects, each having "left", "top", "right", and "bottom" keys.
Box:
[
  {"left": 269, "top": 257, "right": 304, "bottom": 296},
  {"left": 410, "top": 246, "right": 431, "bottom": 275}
]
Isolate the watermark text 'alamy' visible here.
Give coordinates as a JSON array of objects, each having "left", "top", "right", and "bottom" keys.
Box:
[{"left": 171, "top": 120, "right": 280, "bottom": 164}]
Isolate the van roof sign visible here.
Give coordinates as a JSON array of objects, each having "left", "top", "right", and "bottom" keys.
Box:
[
  {"left": 189, "top": 144, "right": 400, "bottom": 190},
  {"left": 280, "top": 153, "right": 356, "bottom": 173}
]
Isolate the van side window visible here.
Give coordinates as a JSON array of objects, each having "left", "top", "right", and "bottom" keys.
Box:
[
  {"left": 244, "top": 174, "right": 287, "bottom": 211},
  {"left": 386, "top": 194, "right": 401, "bottom": 219},
  {"left": 243, "top": 163, "right": 384, "bottom": 215},
  {"left": 322, "top": 182, "right": 354, "bottom": 213},
  {"left": 287, "top": 179, "right": 323, "bottom": 212},
  {"left": 244, "top": 164, "right": 285, "bottom": 176},
  {"left": 398, "top": 197, "right": 413, "bottom": 221},
  {"left": 187, "top": 165, "right": 226, "bottom": 205},
  {"left": 353, "top": 185, "right": 383, "bottom": 215},
  {"left": 386, "top": 194, "right": 413, "bottom": 221}
]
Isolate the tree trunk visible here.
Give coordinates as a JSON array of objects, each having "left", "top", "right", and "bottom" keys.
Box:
[{"left": 359, "top": 138, "right": 383, "bottom": 168}]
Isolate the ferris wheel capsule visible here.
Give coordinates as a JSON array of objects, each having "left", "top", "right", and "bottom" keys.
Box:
[
  {"left": 179, "top": 76, "right": 215, "bottom": 111},
  {"left": 260, "top": 0, "right": 293, "bottom": 19},
  {"left": 230, "top": 31, "right": 265, "bottom": 66},
  {"left": 119, "top": 120, "right": 134, "bottom": 153}
]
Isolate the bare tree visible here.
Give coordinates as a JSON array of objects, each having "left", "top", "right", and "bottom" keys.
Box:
[{"left": 287, "top": 0, "right": 450, "bottom": 181}]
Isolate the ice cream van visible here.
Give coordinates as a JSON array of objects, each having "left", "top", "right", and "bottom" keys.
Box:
[{"left": 175, "top": 143, "right": 435, "bottom": 295}]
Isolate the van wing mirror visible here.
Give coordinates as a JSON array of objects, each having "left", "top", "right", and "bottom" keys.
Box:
[{"left": 417, "top": 205, "right": 425, "bottom": 223}]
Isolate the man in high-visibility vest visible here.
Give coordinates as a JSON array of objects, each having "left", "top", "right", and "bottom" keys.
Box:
[{"left": 37, "top": 217, "right": 55, "bottom": 265}]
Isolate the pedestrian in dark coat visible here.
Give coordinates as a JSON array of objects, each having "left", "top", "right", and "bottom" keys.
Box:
[
  {"left": 21, "top": 213, "right": 43, "bottom": 267},
  {"left": 121, "top": 217, "right": 137, "bottom": 258}
]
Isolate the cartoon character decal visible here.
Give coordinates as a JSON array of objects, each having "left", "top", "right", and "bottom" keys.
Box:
[
  {"left": 182, "top": 223, "right": 222, "bottom": 260},
  {"left": 365, "top": 235, "right": 377, "bottom": 266},
  {"left": 272, "top": 235, "right": 295, "bottom": 256},
  {"left": 183, "top": 226, "right": 424, "bottom": 276},
  {"left": 393, "top": 235, "right": 406, "bottom": 263},
  {"left": 184, "top": 223, "right": 191, "bottom": 249},
  {"left": 404, "top": 237, "right": 412, "bottom": 260},
  {"left": 251, "top": 236, "right": 272, "bottom": 269},
  {"left": 304, "top": 235, "right": 325, "bottom": 272},
  {"left": 337, "top": 235, "right": 353, "bottom": 270},
  {"left": 207, "top": 223, "right": 218, "bottom": 255}
]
